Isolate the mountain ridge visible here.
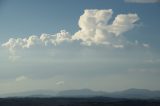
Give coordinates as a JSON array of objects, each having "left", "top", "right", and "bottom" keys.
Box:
[{"left": 1, "top": 88, "right": 160, "bottom": 99}]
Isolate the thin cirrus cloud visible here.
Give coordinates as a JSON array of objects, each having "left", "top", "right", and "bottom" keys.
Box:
[
  {"left": 2, "top": 9, "right": 140, "bottom": 53},
  {"left": 125, "top": 0, "right": 160, "bottom": 3}
]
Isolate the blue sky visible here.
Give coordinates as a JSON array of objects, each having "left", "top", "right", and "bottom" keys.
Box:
[
  {"left": 0, "top": 0, "right": 160, "bottom": 93},
  {"left": 0, "top": 0, "right": 160, "bottom": 42}
]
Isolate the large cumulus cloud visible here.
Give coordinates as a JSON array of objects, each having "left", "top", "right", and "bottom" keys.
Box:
[
  {"left": 73, "top": 9, "right": 139, "bottom": 46},
  {"left": 2, "top": 9, "right": 140, "bottom": 52}
]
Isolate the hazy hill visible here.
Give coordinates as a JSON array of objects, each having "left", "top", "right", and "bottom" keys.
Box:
[
  {"left": 106, "top": 88, "right": 160, "bottom": 99},
  {"left": 1, "top": 88, "right": 160, "bottom": 99},
  {"left": 0, "top": 90, "right": 56, "bottom": 98},
  {"left": 57, "top": 89, "right": 106, "bottom": 97}
]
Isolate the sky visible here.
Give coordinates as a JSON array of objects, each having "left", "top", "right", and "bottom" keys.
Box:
[{"left": 0, "top": 0, "right": 160, "bottom": 94}]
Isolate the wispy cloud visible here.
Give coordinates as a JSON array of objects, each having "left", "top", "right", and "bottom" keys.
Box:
[
  {"left": 15, "top": 76, "right": 28, "bottom": 82},
  {"left": 125, "top": 0, "right": 160, "bottom": 3},
  {"left": 56, "top": 81, "right": 64, "bottom": 85},
  {"left": 142, "top": 43, "right": 150, "bottom": 48}
]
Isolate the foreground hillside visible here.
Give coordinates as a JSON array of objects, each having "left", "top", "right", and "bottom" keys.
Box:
[{"left": 0, "top": 97, "right": 160, "bottom": 106}]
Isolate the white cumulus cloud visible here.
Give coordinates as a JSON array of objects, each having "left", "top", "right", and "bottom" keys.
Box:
[
  {"left": 109, "top": 14, "right": 139, "bottom": 36},
  {"left": 2, "top": 30, "right": 71, "bottom": 50},
  {"left": 2, "top": 9, "right": 142, "bottom": 53},
  {"left": 72, "top": 9, "right": 139, "bottom": 46}
]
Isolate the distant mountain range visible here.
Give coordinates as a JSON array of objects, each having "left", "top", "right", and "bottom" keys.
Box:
[{"left": 1, "top": 88, "right": 160, "bottom": 99}]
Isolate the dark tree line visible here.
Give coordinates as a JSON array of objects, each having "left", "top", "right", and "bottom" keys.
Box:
[{"left": 0, "top": 97, "right": 160, "bottom": 106}]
